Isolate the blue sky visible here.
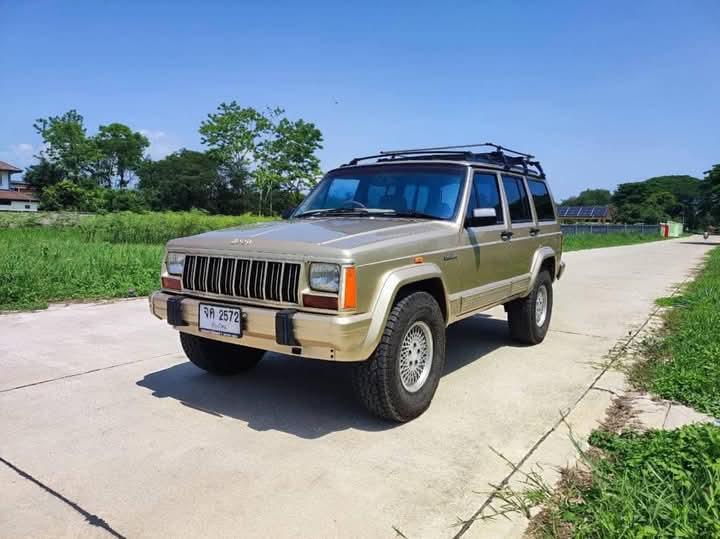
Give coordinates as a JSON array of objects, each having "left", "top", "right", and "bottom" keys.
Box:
[{"left": 1, "top": 0, "right": 718, "bottom": 199}]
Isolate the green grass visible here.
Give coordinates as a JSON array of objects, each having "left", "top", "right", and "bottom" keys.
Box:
[
  {"left": 0, "top": 211, "right": 274, "bottom": 311},
  {"left": 0, "top": 228, "right": 164, "bottom": 311},
  {"left": 564, "top": 232, "right": 666, "bottom": 252},
  {"left": 522, "top": 425, "right": 720, "bottom": 538},
  {"left": 0, "top": 210, "right": 274, "bottom": 244},
  {"left": 77, "top": 211, "right": 274, "bottom": 244},
  {"left": 631, "top": 247, "right": 720, "bottom": 417}
]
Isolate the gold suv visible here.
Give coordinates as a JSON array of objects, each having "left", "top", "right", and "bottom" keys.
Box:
[{"left": 149, "top": 143, "right": 565, "bottom": 421}]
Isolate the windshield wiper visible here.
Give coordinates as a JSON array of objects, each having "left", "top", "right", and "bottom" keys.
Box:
[
  {"left": 295, "top": 208, "right": 393, "bottom": 218},
  {"left": 386, "top": 210, "right": 439, "bottom": 220}
]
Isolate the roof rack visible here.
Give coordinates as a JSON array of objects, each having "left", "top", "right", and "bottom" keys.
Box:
[{"left": 344, "top": 142, "right": 545, "bottom": 178}]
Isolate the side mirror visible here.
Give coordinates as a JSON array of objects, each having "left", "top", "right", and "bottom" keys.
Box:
[
  {"left": 281, "top": 207, "right": 296, "bottom": 220},
  {"left": 466, "top": 207, "right": 497, "bottom": 227}
]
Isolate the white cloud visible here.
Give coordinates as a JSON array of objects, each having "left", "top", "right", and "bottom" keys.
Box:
[
  {"left": 0, "top": 142, "right": 42, "bottom": 170},
  {"left": 139, "top": 129, "right": 180, "bottom": 160}
]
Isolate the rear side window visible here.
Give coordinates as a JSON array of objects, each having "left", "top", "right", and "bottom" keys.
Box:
[
  {"left": 472, "top": 173, "right": 503, "bottom": 224},
  {"left": 527, "top": 180, "right": 555, "bottom": 221},
  {"left": 502, "top": 176, "right": 532, "bottom": 223}
]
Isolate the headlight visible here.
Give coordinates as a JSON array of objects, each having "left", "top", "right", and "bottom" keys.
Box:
[
  {"left": 309, "top": 263, "right": 340, "bottom": 293},
  {"left": 166, "top": 253, "right": 185, "bottom": 276}
]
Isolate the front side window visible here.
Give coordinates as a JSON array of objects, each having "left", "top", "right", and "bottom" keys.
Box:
[
  {"left": 502, "top": 175, "right": 532, "bottom": 223},
  {"left": 527, "top": 180, "right": 555, "bottom": 221},
  {"left": 470, "top": 172, "right": 504, "bottom": 224},
  {"left": 295, "top": 164, "right": 466, "bottom": 220}
]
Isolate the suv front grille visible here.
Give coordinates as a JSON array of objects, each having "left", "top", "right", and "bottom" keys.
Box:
[{"left": 182, "top": 255, "right": 300, "bottom": 304}]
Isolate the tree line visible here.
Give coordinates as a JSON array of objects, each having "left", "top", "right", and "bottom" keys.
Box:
[
  {"left": 560, "top": 168, "right": 720, "bottom": 230},
  {"left": 24, "top": 102, "right": 323, "bottom": 215}
]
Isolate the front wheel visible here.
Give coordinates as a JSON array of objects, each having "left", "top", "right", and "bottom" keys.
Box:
[
  {"left": 180, "top": 332, "right": 264, "bottom": 375},
  {"left": 352, "top": 291, "right": 446, "bottom": 422},
  {"left": 506, "top": 270, "right": 553, "bottom": 345}
]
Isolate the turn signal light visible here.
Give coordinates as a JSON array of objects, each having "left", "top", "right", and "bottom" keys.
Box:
[
  {"left": 161, "top": 276, "right": 181, "bottom": 290},
  {"left": 343, "top": 266, "right": 357, "bottom": 309}
]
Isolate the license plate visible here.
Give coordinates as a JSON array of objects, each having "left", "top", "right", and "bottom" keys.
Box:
[{"left": 198, "top": 303, "right": 242, "bottom": 337}]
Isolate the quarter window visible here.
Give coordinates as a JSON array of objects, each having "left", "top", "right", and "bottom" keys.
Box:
[
  {"left": 502, "top": 176, "right": 532, "bottom": 223},
  {"left": 471, "top": 173, "right": 503, "bottom": 224},
  {"left": 527, "top": 180, "right": 555, "bottom": 221}
]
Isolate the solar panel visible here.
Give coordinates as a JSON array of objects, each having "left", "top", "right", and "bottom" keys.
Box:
[{"left": 558, "top": 205, "right": 609, "bottom": 219}]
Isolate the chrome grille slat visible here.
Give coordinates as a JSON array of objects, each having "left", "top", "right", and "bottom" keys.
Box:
[{"left": 182, "top": 255, "right": 299, "bottom": 304}]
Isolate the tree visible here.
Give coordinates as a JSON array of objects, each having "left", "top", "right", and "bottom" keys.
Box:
[
  {"left": 93, "top": 123, "right": 149, "bottom": 188},
  {"left": 256, "top": 118, "right": 323, "bottom": 214},
  {"left": 33, "top": 110, "right": 100, "bottom": 182},
  {"left": 199, "top": 102, "right": 279, "bottom": 211},
  {"left": 39, "top": 179, "right": 104, "bottom": 212},
  {"left": 612, "top": 176, "right": 702, "bottom": 226},
  {"left": 23, "top": 158, "right": 65, "bottom": 189},
  {"left": 701, "top": 164, "right": 720, "bottom": 226},
  {"left": 560, "top": 188, "right": 612, "bottom": 207},
  {"left": 138, "top": 150, "right": 221, "bottom": 211}
]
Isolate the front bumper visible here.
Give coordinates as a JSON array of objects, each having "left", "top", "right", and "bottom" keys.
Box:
[{"left": 149, "top": 291, "right": 373, "bottom": 361}]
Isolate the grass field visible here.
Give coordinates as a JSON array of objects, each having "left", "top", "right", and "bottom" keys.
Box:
[
  {"left": 522, "top": 424, "right": 720, "bottom": 538},
  {"left": 0, "top": 210, "right": 273, "bottom": 244},
  {"left": 563, "top": 232, "right": 666, "bottom": 252},
  {"left": 0, "top": 211, "right": 274, "bottom": 311},
  {"left": 512, "top": 246, "right": 720, "bottom": 538},
  {"left": 0, "top": 228, "right": 164, "bottom": 311},
  {"left": 632, "top": 247, "right": 720, "bottom": 416}
]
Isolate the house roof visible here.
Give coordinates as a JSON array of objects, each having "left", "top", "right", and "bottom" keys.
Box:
[
  {"left": 0, "top": 190, "right": 38, "bottom": 202},
  {"left": 0, "top": 161, "right": 22, "bottom": 173}
]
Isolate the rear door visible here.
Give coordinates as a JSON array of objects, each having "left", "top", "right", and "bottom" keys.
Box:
[
  {"left": 500, "top": 174, "right": 537, "bottom": 294},
  {"left": 527, "top": 177, "right": 562, "bottom": 266}
]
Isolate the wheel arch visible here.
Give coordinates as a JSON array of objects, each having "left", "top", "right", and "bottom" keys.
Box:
[
  {"left": 528, "top": 247, "right": 559, "bottom": 291},
  {"left": 358, "top": 264, "right": 449, "bottom": 358}
]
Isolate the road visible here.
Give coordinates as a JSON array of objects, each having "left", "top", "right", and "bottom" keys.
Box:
[{"left": 1, "top": 236, "right": 717, "bottom": 538}]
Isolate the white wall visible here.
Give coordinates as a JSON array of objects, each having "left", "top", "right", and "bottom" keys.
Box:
[
  {"left": 0, "top": 171, "right": 9, "bottom": 190},
  {"left": 0, "top": 200, "right": 39, "bottom": 212}
]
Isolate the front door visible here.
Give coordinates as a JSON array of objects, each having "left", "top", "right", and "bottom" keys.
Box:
[{"left": 457, "top": 171, "right": 514, "bottom": 313}]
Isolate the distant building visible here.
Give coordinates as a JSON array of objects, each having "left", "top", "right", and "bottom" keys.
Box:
[
  {"left": 557, "top": 205, "right": 612, "bottom": 223},
  {"left": 0, "top": 161, "right": 39, "bottom": 212}
]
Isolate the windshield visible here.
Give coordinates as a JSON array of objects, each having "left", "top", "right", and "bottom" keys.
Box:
[{"left": 294, "top": 164, "right": 466, "bottom": 220}]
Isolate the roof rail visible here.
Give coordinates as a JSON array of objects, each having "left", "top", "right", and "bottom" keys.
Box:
[{"left": 344, "top": 142, "right": 545, "bottom": 178}]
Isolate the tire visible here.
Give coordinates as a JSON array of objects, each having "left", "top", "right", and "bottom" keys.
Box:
[
  {"left": 352, "top": 291, "right": 446, "bottom": 422},
  {"left": 180, "top": 332, "right": 264, "bottom": 375},
  {"left": 506, "top": 270, "right": 553, "bottom": 345}
]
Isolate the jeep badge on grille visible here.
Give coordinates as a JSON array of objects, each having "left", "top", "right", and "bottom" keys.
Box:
[{"left": 231, "top": 238, "right": 253, "bottom": 246}]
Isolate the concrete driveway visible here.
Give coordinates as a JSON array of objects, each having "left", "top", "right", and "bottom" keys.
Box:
[{"left": 1, "top": 236, "right": 717, "bottom": 538}]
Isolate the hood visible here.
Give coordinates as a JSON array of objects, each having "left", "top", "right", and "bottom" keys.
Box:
[{"left": 166, "top": 217, "right": 453, "bottom": 259}]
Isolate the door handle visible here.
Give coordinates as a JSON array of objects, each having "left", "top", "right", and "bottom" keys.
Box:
[
  {"left": 530, "top": 227, "right": 541, "bottom": 236},
  {"left": 500, "top": 230, "right": 514, "bottom": 241}
]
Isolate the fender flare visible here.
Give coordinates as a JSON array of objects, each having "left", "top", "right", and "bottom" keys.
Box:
[
  {"left": 358, "top": 263, "right": 449, "bottom": 354},
  {"left": 527, "top": 247, "right": 559, "bottom": 292}
]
